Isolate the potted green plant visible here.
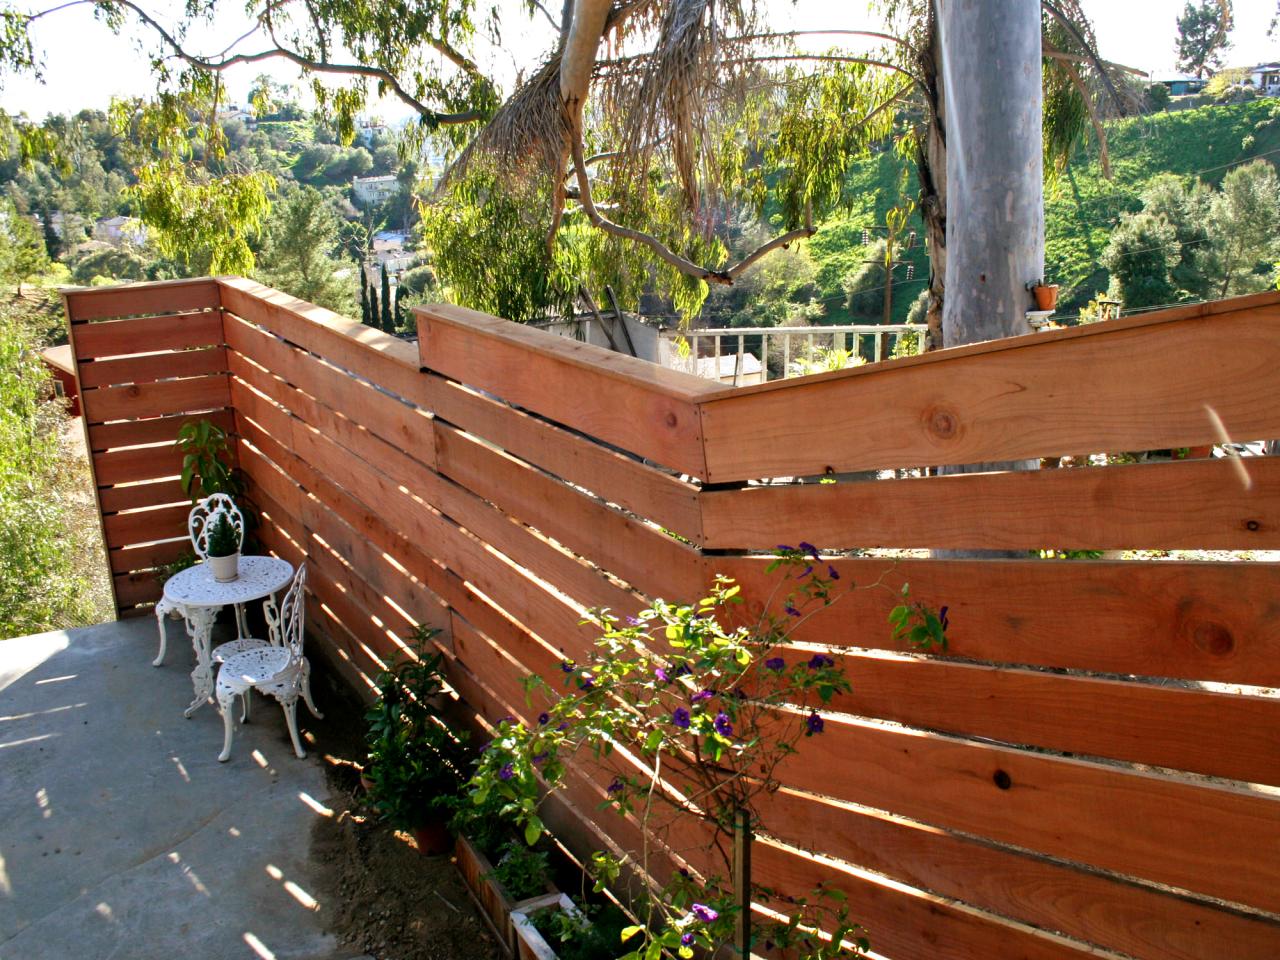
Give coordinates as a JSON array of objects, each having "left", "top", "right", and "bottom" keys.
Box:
[
  {"left": 364, "top": 641, "right": 467, "bottom": 855},
  {"left": 205, "top": 512, "right": 240, "bottom": 582},
  {"left": 511, "top": 896, "right": 632, "bottom": 960}
]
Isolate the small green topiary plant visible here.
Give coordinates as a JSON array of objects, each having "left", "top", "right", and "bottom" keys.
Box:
[{"left": 205, "top": 512, "right": 240, "bottom": 558}]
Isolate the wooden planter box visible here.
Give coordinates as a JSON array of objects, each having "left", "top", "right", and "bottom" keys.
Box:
[
  {"left": 510, "top": 893, "right": 582, "bottom": 960},
  {"left": 455, "top": 834, "right": 558, "bottom": 956}
]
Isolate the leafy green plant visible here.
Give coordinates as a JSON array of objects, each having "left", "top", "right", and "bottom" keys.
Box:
[
  {"left": 205, "top": 512, "right": 240, "bottom": 558},
  {"left": 176, "top": 418, "right": 243, "bottom": 502},
  {"left": 154, "top": 549, "right": 198, "bottom": 585},
  {"left": 365, "top": 632, "right": 469, "bottom": 831},
  {"left": 490, "top": 839, "right": 550, "bottom": 901},
  {"left": 466, "top": 547, "right": 942, "bottom": 959},
  {"left": 529, "top": 899, "right": 631, "bottom": 960}
]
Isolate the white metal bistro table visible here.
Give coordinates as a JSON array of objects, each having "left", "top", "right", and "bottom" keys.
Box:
[{"left": 162, "top": 556, "right": 295, "bottom": 718}]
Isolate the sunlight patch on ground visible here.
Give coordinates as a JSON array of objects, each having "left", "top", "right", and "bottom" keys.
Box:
[
  {"left": 243, "top": 931, "right": 277, "bottom": 959},
  {"left": 297, "top": 791, "right": 333, "bottom": 817}
]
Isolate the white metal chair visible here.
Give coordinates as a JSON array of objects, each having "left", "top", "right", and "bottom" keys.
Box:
[
  {"left": 215, "top": 564, "right": 322, "bottom": 762},
  {"left": 154, "top": 494, "right": 256, "bottom": 667}
]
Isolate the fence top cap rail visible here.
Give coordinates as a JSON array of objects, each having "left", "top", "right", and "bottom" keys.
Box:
[
  {"left": 695, "top": 288, "right": 1280, "bottom": 402},
  {"left": 414, "top": 302, "right": 724, "bottom": 403},
  {"left": 217, "top": 276, "right": 420, "bottom": 368}
]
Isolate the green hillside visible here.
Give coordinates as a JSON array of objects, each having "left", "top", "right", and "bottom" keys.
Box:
[{"left": 805, "top": 97, "right": 1280, "bottom": 323}]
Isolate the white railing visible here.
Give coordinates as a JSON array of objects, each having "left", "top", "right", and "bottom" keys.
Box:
[{"left": 658, "top": 323, "right": 926, "bottom": 386}]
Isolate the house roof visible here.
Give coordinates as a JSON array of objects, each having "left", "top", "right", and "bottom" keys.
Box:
[{"left": 40, "top": 344, "right": 74, "bottom": 375}]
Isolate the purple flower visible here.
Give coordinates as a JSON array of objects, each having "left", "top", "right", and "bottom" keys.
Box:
[
  {"left": 784, "top": 603, "right": 801, "bottom": 617},
  {"left": 806, "top": 712, "right": 825, "bottom": 735},
  {"left": 560, "top": 659, "right": 575, "bottom": 673},
  {"left": 690, "top": 903, "right": 719, "bottom": 923},
  {"left": 655, "top": 667, "right": 670, "bottom": 683},
  {"left": 626, "top": 615, "right": 643, "bottom": 625},
  {"left": 713, "top": 711, "right": 733, "bottom": 736},
  {"left": 607, "top": 777, "right": 625, "bottom": 795},
  {"left": 798, "top": 541, "right": 819, "bottom": 561},
  {"left": 691, "top": 689, "right": 715, "bottom": 703},
  {"left": 556, "top": 721, "right": 569, "bottom": 731},
  {"left": 776, "top": 544, "right": 795, "bottom": 553},
  {"left": 532, "top": 752, "right": 549, "bottom": 766},
  {"left": 537, "top": 712, "right": 550, "bottom": 725},
  {"left": 764, "top": 657, "right": 785, "bottom": 672},
  {"left": 498, "top": 763, "right": 514, "bottom": 780},
  {"left": 797, "top": 565, "right": 814, "bottom": 578},
  {"left": 807, "top": 654, "right": 834, "bottom": 670},
  {"left": 672, "top": 707, "right": 691, "bottom": 729},
  {"left": 578, "top": 673, "right": 595, "bottom": 690},
  {"left": 940, "top": 605, "right": 950, "bottom": 631},
  {"left": 827, "top": 564, "right": 840, "bottom": 580},
  {"left": 681, "top": 933, "right": 695, "bottom": 946},
  {"left": 672, "top": 664, "right": 692, "bottom": 677}
]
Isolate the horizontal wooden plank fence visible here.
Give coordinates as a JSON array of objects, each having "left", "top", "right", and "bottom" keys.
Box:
[{"left": 66, "top": 279, "right": 1280, "bottom": 959}]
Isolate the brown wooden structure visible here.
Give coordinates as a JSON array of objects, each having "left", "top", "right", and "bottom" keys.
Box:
[{"left": 65, "top": 278, "right": 1280, "bottom": 959}]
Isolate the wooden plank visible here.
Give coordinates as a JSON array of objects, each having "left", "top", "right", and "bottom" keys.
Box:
[
  {"left": 82, "top": 374, "right": 231, "bottom": 424},
  {"left": 778, "top": 648, "right": 1280, "bottom": 786},
  {"left": 102, "top": 503, "right": 189, "bottom": 547},
  {"left": 109, "top": 538, "right": 190, "bottom": 575},
  {"left": 113, "top": 571, "right": 162, "bottom": 608},
  {"left": 93, "top": 445, "right": 185, "bottom": 486},
  {"left": 224, "top": 313, "right": 437, "bottom": 466},
  {"left": 435, "top": 423, "right": 704, "bottom": 602},
  {"left": 64, "top": 279, "right": 219, "bottom": 323},
  {"left": 748, "top": 786, "right": 1280, "bottom": 960},
  {"left": 99, "top": 479, "right": 189, "bottom": 514},
  {"left": 702, "top": 457, "right": 1280, "bottom": 551},
  {"left": 697, "top": 294, "right": 1280, "bottom": 482},
  {"left": 87, "top": 410, "right": 235, "bottom": 452},
  {"left": 222, "top": 284, "right": 702, "bottom": 539},
  {"left": 713, "top": 555, "right": 1280, "bottom": 686},
  {"left": 416, "top": 303, "right": 711, "bottom": 476},
  {"left": 70, "top": 310, "right": 223, "bottom": 358},
  {"left": 78, "top": 346, "right": 228, "bottom": 389},
  {"left": 774, "top": 711, "right": 1280, "bottom": 914},
  {"left": 423, "top": 371, "right": 702, "bottom": 542}
]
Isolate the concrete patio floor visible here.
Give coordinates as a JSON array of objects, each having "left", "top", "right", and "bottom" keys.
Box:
[{"left": 0, "top": 616, "right": 359, "bottom": 960}]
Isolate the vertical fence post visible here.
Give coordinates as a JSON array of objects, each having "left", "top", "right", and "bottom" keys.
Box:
[{"left": 733, "top": 808, "right": 752, "bottom": 957}]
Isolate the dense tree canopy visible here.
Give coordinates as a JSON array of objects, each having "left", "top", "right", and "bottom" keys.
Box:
[{"left": 1175, "top": 1, "right": 1232, "bottom": 80}]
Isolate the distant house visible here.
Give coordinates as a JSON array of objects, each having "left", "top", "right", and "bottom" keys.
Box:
[
  {"left": 93, "top": 216, "right": 146, "bottom": 246},
  {"left": 351, "top": 174, "right": 399, "bottom": 205},
  {"left": 355, "top": 118, "right": 388, "bottom": 145},
  {"left": 368, "top": 230, "right": 414, "bottom": 273},
  {"left": 217, "top": 104, "right": 257, "bottom": 128},
  {"left": 1248, "top": 63, "right": 1280, "bottom": 94},
  {"left": 39, "top": 344, "right": 80, "bottom": 417},
  {"left": 1153, "top": 74, "right": 1207, "bottom": 96}
]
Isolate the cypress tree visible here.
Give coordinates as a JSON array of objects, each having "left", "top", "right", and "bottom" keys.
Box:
[
  {"left": 380, "top": 262, "right": 393, "bottom": 332},
  {"left": 394, "top": 285, "right": 405, "bottom": 331},
  {"left": 359, "top": 265, "right": 370, "bottom": 326}
]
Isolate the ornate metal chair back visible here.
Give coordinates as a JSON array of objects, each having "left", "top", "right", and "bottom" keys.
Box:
[
  {"left": 188, "top": 494, "right": 244, "bottom": 559},
  {"left": 265, "top": 563, "right": 307, "bottom": 659}
]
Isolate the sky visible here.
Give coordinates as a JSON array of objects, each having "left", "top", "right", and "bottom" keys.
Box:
[{"left": 0, "top": 1, "right": 1276, "bottom": 121}]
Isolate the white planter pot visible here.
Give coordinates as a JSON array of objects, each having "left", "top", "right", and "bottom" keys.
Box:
[{"left": 208, "top": 552, "right": 240, "bottom": 583}]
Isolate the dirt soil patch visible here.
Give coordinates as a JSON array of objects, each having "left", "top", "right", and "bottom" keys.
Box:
[{"left": 307, "top": 665, "right": 503, "bottom": 960}]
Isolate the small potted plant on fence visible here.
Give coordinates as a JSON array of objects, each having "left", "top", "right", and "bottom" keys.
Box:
[
  {"left": 465, "top": 545, "right": 945, "bottom": 959},
  {"left": 364, "top": 636, "right": 468, "bottom": 855},
  {"left": 205, "top": 512, "right": 241, "bottom": 582}
]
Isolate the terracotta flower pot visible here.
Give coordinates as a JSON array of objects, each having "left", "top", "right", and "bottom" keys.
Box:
[
  {"left": 412, "top": 819, "right": 452, "bottom": 856},
  {"left": 1032, "top": 284, "right": 1059, "bottom": 311}
]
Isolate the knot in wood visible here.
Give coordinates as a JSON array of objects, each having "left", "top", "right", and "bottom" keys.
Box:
[
  {"left": 1245, "top": 519, "right": 1261, "bottom": 532},
  {"left": 1190, "top": 620, "right": 1234, "bottom": 657},
  {"left": 992, "top": 769, "right": 1012, "bottom": 790},
  {"left": 664, "top": 412, "right": 678, "bottom": 428},
  {"left": 926, "top": 408, "right": 958, "bottom": 440}
]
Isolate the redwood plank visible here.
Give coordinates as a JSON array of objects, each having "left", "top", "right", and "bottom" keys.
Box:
[
  {"left": 82, "top": 374, "right": 231, "bottom": 424},
  {"left": 64, "top": 279, "right": 219, "bottom": 322},
  {"left": 416, "top": 303, "right": 710, "bottom": 476},
  {"left": 78, "top": 346, "right": 227, "bottom": 389},
  {"left": 88, "top": 410, "right": 235, "bottom": 452},
  {"left": 749, "top": 786, "right": 1280, "bottom": 960},
  {"left": 701, "top": 457, "right": 1280, "bottom": 551},
  {"left": 70, "top": 310, "right": 223, "bottom": 358},
  {"left": 434, "top": 423, "right": 703, "bottom": 602},
  {"left": 698, "top": 295, "right": 1280, "bottom": 482},
  {"left": 714, "top": 555, "right": 1280, "bottom": 686},
  {"left": 113, "top": 571, "right": 162, "bottom": 608},
  {"left": 98, "top": 478, "right": 188, "bottom": 514},
  {"left": 93, "top": 445, "right": 185, "bottom": 486},
  {"left": 109, "top": 538, "right": 191, "bottom": 575},
  {"left": 776, "top": 712, "right": 1280, "bottom": 914},
  {"left": 103, "top": 503, "right": 189, "bottom": 546},
  {"left": 792, "top": 649, "right": 1280, "bottom": 786}
]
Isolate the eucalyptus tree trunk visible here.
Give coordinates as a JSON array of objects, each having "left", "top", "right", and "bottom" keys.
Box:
[
  {"left": 936, "top": 0, "right": 1044, "bottom": 347},
  {"left": 933, "top": 0, "right": 1044, "bottom": 554}
]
